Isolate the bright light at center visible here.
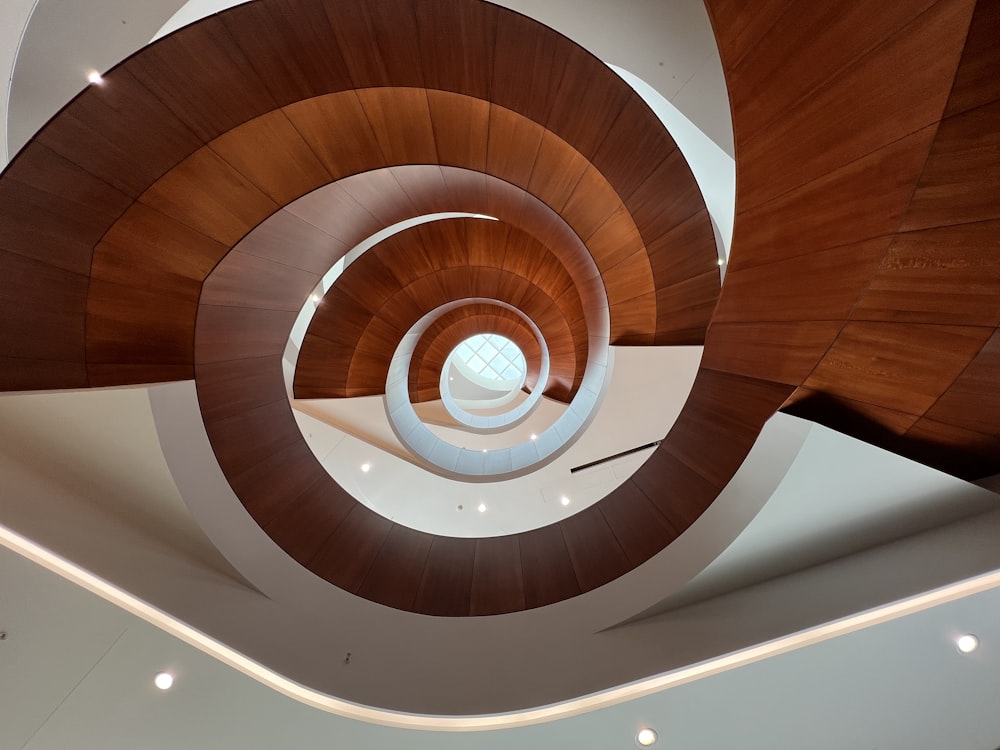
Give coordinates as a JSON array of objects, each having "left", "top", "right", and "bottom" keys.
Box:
[
  {"left": 477, "top": 503, "right": 487, "bottom": 513},
  {"left": 637, "top": 728, "right": 657, "bottom": 746},
  {"left": 957, "top": 634, "right": 979, "bottom": 653},
  {"left": 560, "top": 496, "right": 570, "bottom": 506},
  {"left": 87, "top": 70, "right": 103, "bottom": 84},
  {"left": 360, "top": 463, "right": 371, "bottom": 473},
  {"left": 153, "top": 672, "right": 174, "bottom": 690}
]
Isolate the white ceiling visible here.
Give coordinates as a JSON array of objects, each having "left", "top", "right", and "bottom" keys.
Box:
[
  {"left": 4, "top": 540, "right": 1000, "bottom": 750},
  {"left": 292, "top": 346, "right": 702, "bottom": 537}
]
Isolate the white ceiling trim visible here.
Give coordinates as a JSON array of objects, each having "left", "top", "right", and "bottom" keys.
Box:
[{"left": 5, "top": 518, "right": 1000, "bottom": 731}]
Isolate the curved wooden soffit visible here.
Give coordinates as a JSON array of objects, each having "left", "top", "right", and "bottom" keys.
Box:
[
  {"left": 293, "top": 217, "right": 589, "bottom": 403},
  {"left": 0, "top": 0, "right": 723, "bottom": 616},
  {"left": 2, "top": 0, "right": 994, "bottom": 614}
]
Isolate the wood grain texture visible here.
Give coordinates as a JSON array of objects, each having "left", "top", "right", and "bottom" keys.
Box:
[
  {"left": 407, "top": 305, "right": 549, "bottom": 401},
  {"left": 9, "top": 0, "right": 994, "bottom": 618},
  {"left": 0, "top": 0, "right": 716, "bottom": 618},
  {"left": 802, "top": 322, "right": 993, "bottom": 416},
  {"left": 293, "top": 217, "right": 589, "bottom": 401},
  {"left": 471, "top": 536, "right": 525, "bottom": 616},
  {"left": 923, "top": 329, "right": 1000, "bottom": 436}
]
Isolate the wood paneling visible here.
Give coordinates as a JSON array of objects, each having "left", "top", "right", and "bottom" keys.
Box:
[
  {"left": 194, "top": 306, "right": 298, "bottom": 364},
  {"left": 86, "top": 279, "right": 198, "bottom": 366},
  {"left": 208, "top": 110, "right": 332, "bottom": 205},
  {"left": 731, "top": 126, "right": 939, "bottom": 271},
  {"left": 711, "top": 239, "right": 889, "bottom": 324},
  {"left": 652, "top": 272, "right": 722, "bottom": 339},
  {"left": 545, "top": 46, "right": 631, "bottom": 159},
  {"left": 138, "top": 146, "right": 279, "bottom": 246},
  {"left": 661, "top": 370, "right": 794, "bottom": 490},
  {"left": 34, "top": 68, "right": 203, "bottom": 197},
  {"left": 903, "top": 416, "right": 1000, "bottom": 479},
  {"left": 851, "top": 220, "right": 1000, "bottom": 326},
  {"left": 0, "top": 0, "right": 820, "bottom": 618},
  {"left": 703, "top": 321, "right": 845, "bottom": 385},
  {"left": 229, "top": 441, "right": 330, "bottom": 526},
  {"left": 490, "top": 10, "right": 569, "bottom": 120},
  {"left": 599, "top": 479, "right": 680, "bottom": 567},
  {"left": 426, "top": 90, "right": 489, "bottom": 170},
  {"left": 726, "top": 1, "right": 939, "bottom": 147},
  {"left": 519, "top": 525, "right": 580, "bottom": 610},
  {"left": 923, "top": 329, "right": 1000, "bottom": 435},
  {"left": 357, "top": 87, "right": 438, "bottom": 165},
  {"left": 92, "top": 202, "right": 230, "bottom": 292},
  {"left": 309, "top": 506, "right": 393, "bottom": 594},
  {"left": 737, "top": 1, "right": 970, "bottom": 210},
  {"left": 592, "top": 93, "right": 676, "bottom": 200},
  {"left": 263, "top": 476, "right": 355, "bottom": 567},
  {"left": 414, "top": 536, "right": 477, "bottom": 616},
  {"left": 234, "top": 208, "right": 349, "bottom": 275},
  {"left": 219, "top": 0, "right": 354, "bottom": 105},
  {"left": 625, "top": 148, "right": 706, "bottom": 248},
  {"left": 0, "top": 252, "right": 88, "bottom": 365},
  {"left": 0, "top": 147, "right": 131, "bottom": 275},
  {"left": 943, "top": 0, "right": 1000, "bottom": 117},
  {"left": 0, "top": 357, "right": 87, "bottom": 392},
  {"left": 415, "top": 0, "right": 497, "bottom": 99},
  {"left": 901, "top": 100, "right": 1000, "bottom": 232},
  {"left": 471, "top": 536, "right": 525, "bottom": 616},
  {"left": 282, "top": 91, "right": 386, "bottom": 179},
  {"left": 630, "top": 447, "right": 719, "bottom": 534},
  {"left": 294, "top": 217, "right": 590, "bottom": 401},
  {"left": 561, "top": 507, "right": 631, "bottom": 592},
  {"left": 358, "top": 526, "right": 433, "bottom": 611},
  {"left": 486, "top": 105, "right": 545, "bottom": 190},
  {"left": 408, "top": 306, "right": 552, "bottom": 401},
  {"left": 195, "top": 356, "right": 288, "bottom": 424},
  {"left": 127, "top": 14, "right": 279, "bottom": 142},
  {"left": 802, "top": 322, "right": 993, "bottom": 416},
  {"left": 200, "top": 252, "right": 319, "bottom": 311}
]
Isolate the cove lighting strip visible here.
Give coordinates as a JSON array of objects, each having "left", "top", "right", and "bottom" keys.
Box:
[{"left": 2, "top": 521, "right": 999, "bottom": 732}]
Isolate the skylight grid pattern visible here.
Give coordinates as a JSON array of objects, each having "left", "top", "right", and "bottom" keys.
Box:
[{"left": 456, "top": 334, "right": 525, "bottom": 382}]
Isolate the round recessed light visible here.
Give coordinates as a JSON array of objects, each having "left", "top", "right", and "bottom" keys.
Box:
[
  {"left": 560, "top": 495, "right": 571, "bottom": 506},
  {"left": 86, "top": 70, "right": 103, "bottom": 85},
  {"left": 637, "top": 728, "right": 657, "bottom": 746},
  {"left": 477, "top": 502, "right": 487, "bottom": 513},
  {"left": 360, "top": 462, "right": 371, "bottom": 473},
  {"left": 482, "top": 448, "right": 488, "bottom": 453},
  {"left": 530, "top": 433, "right": 537, "bottom": 440},
  {"left": 449, "top": 376, "right": 454, "bottom": 381},
  {"left": 310, "top": 293, "right": 320, "bottom": 302},
  {"left": 957, "top": 634, "right": 979, "bottom": 653},
  {"left": 153, "top": 671, "right": 174, "bottom": 690},
  {"left": 717, "top": 258, "right": 725, "bottom": 266}
]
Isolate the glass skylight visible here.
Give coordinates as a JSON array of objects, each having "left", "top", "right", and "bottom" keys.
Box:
[{"left": 453, "top": 334, "right": 525, "bottom": 382}]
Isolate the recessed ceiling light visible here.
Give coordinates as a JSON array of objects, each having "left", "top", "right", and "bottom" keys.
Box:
[
  {"left": 482, "top": 448, "right": 488, "bottom": 453},
  {"left": 310, "top": 293, "right": 320, "bottom": 302},
  {"left": 449, "top": 376, "right": 454, "bottom": 381},
  {"left": 637, "top": 728, "right": 657, "bottom": 746},
  {"left": 530, "top": 433, "right": 537, "bottom": 440},
  {"left": 87, "top": 70, "right": 103, "bottom": 85},
  {"left": 560, "top": 496, "right": 570, "bottom": 506},
  {"left": 957, "top": 634, "right": 979, "bottom": 653},
  {"left": 153, "top": 671, "right": 174, "bottom": 690},
  {"left": 717, "top": 258, "right": 725, "bottom": 266},
  {"left": 477, "top": 502, "right": 487, "bottom": 513},
  {"left": 360, "top": 462, "right": 371, "bottom": 473}
]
